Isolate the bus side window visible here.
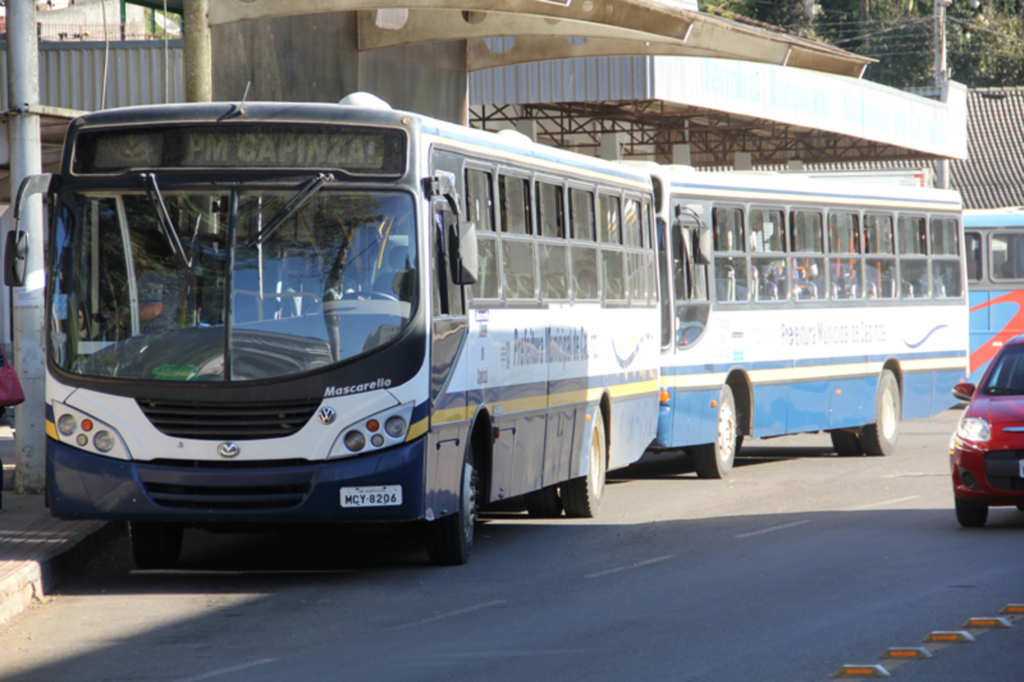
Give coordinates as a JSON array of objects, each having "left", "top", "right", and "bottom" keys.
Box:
[
  {"left": 466, "top": 168, "right": 499, "bottom": 301},
  {"left": 897, "top": 216, "right": 929, "bottom": 298},
  {"left": 569, "top": 188, "right": 598, "bottom": 300},
  {"left": 965, "top": 231, "right": 982, "bottom": 281},
  {"left": 930, "top": 216, "right": 962, "bottom": 298},
  {"left": 790, "top": 210, "right": 825, "bottom": 301}
]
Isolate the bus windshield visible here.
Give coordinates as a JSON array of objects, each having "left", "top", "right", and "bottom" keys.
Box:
[{"left": 51, "top": 187, "right": 418, "bottom": 382}]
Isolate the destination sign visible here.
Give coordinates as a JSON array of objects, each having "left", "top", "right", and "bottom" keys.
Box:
[{"left": 74, "top": 124, "right": 407, "bottom": 175}]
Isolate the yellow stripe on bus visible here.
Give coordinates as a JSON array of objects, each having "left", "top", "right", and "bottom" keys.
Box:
[{"left": 45, "top": 420, "right": 58, "bottom": 440}]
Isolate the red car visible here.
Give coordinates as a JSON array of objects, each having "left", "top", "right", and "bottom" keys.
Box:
[{"left": 951, "top": 334, "right": 1024, "bottom": 527}]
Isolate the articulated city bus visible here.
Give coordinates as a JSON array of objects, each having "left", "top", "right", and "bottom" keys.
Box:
[
  {"left": 962, "top": 207, "right": 1024, "bottom": 382},
  {"left": 647, "top": 165, "right": 968, "bottom": 477},
  {"left": 11, "top": 95, "right": 660, "bottom": 568}
]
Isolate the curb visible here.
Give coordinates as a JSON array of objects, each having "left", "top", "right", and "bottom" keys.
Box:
[{"left": 0, "top": 520, "right": 122, "bottom": 626}]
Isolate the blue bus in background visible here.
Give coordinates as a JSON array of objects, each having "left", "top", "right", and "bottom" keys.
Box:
[{"left": 964, "top": 207, "right": 1024, "bottom": 382}]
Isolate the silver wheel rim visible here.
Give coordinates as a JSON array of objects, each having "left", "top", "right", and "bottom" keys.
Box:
[
  {"left": 461, "top": 462, "right": 477, "bottom": 543},
  {"left": 718, "top": 399, "right": 737, "bottom": 465},
  {"left": 589, "top": 423, "right": 605, "bottom": 499},
  {"left": 880, "top": 385, "right": 897, "bottom": 441}
]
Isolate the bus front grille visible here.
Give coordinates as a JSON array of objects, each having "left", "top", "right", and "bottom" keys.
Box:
[
  {"left": 137, "top": 398, "right": 322, "bottom": 440},
  {"left": 138, "top": 462, "right": 316, "bottom": 511}
]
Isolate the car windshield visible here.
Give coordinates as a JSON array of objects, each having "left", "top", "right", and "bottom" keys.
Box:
[
  {"left": 50, "top": 187, "right": 418, "bottom": 382},
  {"left": 981, "top": 344, "right": 1024, "bottom": 395}
]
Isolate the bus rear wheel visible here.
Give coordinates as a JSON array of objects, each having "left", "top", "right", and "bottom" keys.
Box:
[
  {"left": 692, "top": 385, "right": 738, "bottom": 479},
  {"left": 524, "top": 485, "right": 562, "bottom": 517},
  {"left": 129, "top": 522, "right": 184, "bottom": 569},
  {"left": 426, "top": 448, "right": 478, "bottom": 565},
  {"left": 860, "top": 370, "right": 901, "bottom": 456},
  {"left": 562, "top": 411, "right": 606, "bottom": 518}
]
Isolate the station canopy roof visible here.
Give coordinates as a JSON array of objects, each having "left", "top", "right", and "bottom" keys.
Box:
[{"left": 209, "top": 0, "right": 963, "bottom": 167}]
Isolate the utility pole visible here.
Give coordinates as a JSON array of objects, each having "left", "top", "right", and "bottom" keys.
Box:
[
  {"left": 934, "top": 0, "right": 952, "bottom": 189},
  {"left": 184, "top": 0, "right": 213, "bottom": 102},
  {"left": 6, "top": 0, "right": 47, "bottom": 494}
]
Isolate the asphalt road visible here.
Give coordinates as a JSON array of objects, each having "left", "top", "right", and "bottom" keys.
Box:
[{"left": 0, "top": 406, "right": 1021, "bottom": 682}]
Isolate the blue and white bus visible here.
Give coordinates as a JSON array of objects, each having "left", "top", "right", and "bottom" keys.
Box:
[
  {"left": 11, "top": 94, "right": 660, "bottom": 568},
  {"left": 647, "top": 166, "right": 968, "bottom": 476},
  {"left": 962, "top": 207, "right": 1024, "bottom": 382}
]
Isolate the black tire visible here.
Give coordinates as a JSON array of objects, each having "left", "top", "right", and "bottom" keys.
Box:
[
  {"left": 860, "top": 370, "right": 901, "bottom": 457},
  {"left": 562, "top": 410, "right": 607, "bottom": 518},
  {"left": 524, "top": 485, "right": 562, "bottom": 518},
  {"left": 129, "top": 522, "right": 184, "bottom": 569},
  {"left": 692, "top": 385, "right": 738, "bottom": 479},
  {"left": 831, "top": 429, "right": 865, "bottom": 457},
  {"left": 426, "top": 447, "right": 478, "bottom": 565},
  {"left": 955, "top": 498, "right": 988, "bottom": 528}
]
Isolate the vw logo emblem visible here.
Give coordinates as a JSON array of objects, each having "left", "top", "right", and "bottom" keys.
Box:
[
  {"left": 318, "top": 406, "right": 337, "bottom": 425},
  {"left": 217, "top": 442, "right": 240, "bottom": 458}
]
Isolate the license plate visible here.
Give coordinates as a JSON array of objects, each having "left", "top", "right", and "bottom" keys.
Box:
[{"left": 340, "top": 485, "right": 402, "bottom": 508}]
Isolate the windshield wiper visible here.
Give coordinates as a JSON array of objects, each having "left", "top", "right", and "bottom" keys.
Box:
[
  {"left": 245, "top": 173, "right": 334, "bottom": 248},
  {"left": 141, "top": 173, "right": 190, "bottom": 269}
]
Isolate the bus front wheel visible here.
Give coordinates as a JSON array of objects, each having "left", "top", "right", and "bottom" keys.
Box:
[
  {"left": 129, "top": 522, "right": 183, "bottom": 569},
  {"left": 426, "top": 448, "right": 478, "bottom": 566},
  {"left": 562, "top": 410, "right": 607, "bottom": 518},
  {"left": 692, "top": 385, "right": 738, "bottom": 479},
  {"left": 860, "top": 370, "right": 901, "bottom": 456}
]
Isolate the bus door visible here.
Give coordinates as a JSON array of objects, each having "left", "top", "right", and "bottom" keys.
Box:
[
  {"left": 427, "top": 152, "right": 470, "bottom": 515},
  {"left": 667, "top": 199, "right": 711, "bottom": 446}
]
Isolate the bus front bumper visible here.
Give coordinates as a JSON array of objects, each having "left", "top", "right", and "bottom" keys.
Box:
[{"left": 46, "top": 436, "right": 426, "bottom": 524}]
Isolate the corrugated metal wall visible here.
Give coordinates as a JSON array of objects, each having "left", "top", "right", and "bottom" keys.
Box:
[
  {"left": 0, "top": 40, "right": 184, "bottom": 112},
  {"left": 470, "top": 55, "right": 654, "bottom": 106}
]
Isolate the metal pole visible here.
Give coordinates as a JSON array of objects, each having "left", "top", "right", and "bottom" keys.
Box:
[
  {"left": 934, "top": 0, "right": 951, "bottom": 189},
  {"left": 184, "top": 0, "right": 213, "bottom": 102},
  {"left": 6, "top": 0, "right": 47, "bottom": 494}
]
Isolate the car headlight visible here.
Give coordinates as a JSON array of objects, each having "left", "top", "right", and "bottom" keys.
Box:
[{"left": 957, "top": 417, "right": 991, "bottom": 443}]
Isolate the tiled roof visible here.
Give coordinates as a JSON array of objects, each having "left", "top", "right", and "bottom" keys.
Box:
[{"left": 950, "top": 87, "right": 1024, "bottom": 210}]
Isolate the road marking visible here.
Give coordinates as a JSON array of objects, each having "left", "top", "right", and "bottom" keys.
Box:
[
  {"left": 735, "top": 520, "right": 809, "bottom": 538},
  {"left": 843, "top": 495, "right": 921, "bottom": 511},
  {"left": 585, "top": 555, "right": 675, "bottom": 578},
  {"left": 171, "top": 658, "right": 275, "bottom": 682},
  {"left": 388, "top": 600, "right": 507, "bottom": 630}
]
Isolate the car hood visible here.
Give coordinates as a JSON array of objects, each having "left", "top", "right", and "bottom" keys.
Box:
[{"left": 968, "top": 395, "right": 1024, "bottom": 426}]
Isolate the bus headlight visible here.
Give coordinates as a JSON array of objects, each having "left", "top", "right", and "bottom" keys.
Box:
[
  {"left": 344, "top": 430, "right": 366, "bottom": 452},
  {"left": 50, "top": 402, "right": 130, "bottom": 460},
  {"left": 58, "top": 414, "right": 77, "bottom": 436},
  {"left": 330, "top": 402, "right": 417, "bottom": 459},
  {"left": 93, "top": 430, "right": 115, "bottom": 453},
  {"left": 957, "top": 417, "right": 991, "bottom": 443},
  {"left": 385, "top": 416, "right": 407, "bottom": 438}
]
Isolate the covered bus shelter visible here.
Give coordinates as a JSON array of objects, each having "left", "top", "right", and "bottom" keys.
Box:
[{"left": 203, "top": 0, "right": 965, "bottom": 167}]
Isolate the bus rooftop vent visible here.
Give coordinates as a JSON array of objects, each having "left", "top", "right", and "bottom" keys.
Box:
[{"left": 339, "top": 92, "right": 392, "bottom": 109}]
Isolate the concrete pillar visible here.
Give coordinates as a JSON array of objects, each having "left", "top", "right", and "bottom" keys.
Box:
[
  {"left": 512, "top": 117, "right": 537, "bottom": 142},
  {"left": 734, "top": 151, "right": 752, "bottom": 170},
  {"left": 788, "top": 159, "right": 805, "bottom": 171},
  {"left": 7, "top": 0, "right": 47, "bottom": 494},
  {"left": 184, "top": 0, "right": 213, "bottom": 102},
  {"left": 672, "top": 143, "right": 691, "bottom": 166},
  {"left": 600, "top": 132, "right": 623, "bottom": 161}
]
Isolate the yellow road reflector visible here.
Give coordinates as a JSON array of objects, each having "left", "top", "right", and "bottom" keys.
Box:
[
  {"left": 999, "top": 604, "right": 1024, "bottom": 614},
  {"left": 881, "top": 647, "right": 932, "bottom": 659},
  {"left": 924, "top": 630, "right": 975, "bottom": 643},
  {"left": 963, "top": 616, "right": 1012, "bottom": 629},
  {"left": 833, "top": 664, "right": 891, "bottom": 677}
]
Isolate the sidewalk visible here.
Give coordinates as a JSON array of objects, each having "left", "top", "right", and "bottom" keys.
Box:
[{"left": 0, "top": 427, "right": 114, "bottom": 626}]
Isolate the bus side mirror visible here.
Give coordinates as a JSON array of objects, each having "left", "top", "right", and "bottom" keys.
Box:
[
  {"left": 695, "top": 222, "right": 713, "bottom": 265},
  {"left": 4, "top": 231, "right": 28, "bottom": 287},
  {"left": 448, "top": 220, "right": 478, "bottom": 285},
  {"left": 6, "top": 173, "right": 55, "bottom": 287},
  {"left": 952, "top": 382, "right": 975, "bottom": 401},
  {"left": 424, "top": 172, "right": 461, "bottom": 218}
]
